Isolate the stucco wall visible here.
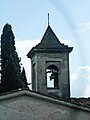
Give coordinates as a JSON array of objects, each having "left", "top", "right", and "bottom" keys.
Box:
[
  {"left": 0, "top": 90, "right": 90, "bottom": 120},
  {"left": 31, "top": 52, "right": 70, "bottom": 98}
]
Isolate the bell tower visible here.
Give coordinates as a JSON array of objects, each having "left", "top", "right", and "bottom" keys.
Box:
[{"left": 27, "top": 25, "right": 73, "bottom": 99}]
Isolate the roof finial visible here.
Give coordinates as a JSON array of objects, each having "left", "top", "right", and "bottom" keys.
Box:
[{"left": 48, "top": 13, "right": 50, "bottom": 26}]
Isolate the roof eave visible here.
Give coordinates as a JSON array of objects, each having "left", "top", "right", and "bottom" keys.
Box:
[{"left": 27, "top": 47, "right": 73, "bottom": 59}]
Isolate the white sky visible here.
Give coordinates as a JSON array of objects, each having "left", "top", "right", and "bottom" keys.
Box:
[{"left": 0, "top": 0, "right": 90, "bottom": 97}]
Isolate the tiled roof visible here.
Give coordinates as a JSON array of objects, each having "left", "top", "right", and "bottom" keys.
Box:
[
  {"left": 35, "top": 25, "right": 72, "bottom": 50},
  {"left": 71, "top": 98, "right": 90, "bottom": 108},
  {"left": 36, "top": 25, "right": 65, "bottom": 49},
  {"left": 46, "top": 93, "right": 90, "bottom": 108},
  {"left": 27, "top": 25, "right": 73, "bottom": 58},
  {"left": 0, "top": 88, "right": 90, "bottom": 109}
]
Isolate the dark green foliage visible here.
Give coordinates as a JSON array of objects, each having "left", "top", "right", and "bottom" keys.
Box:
[
  {"left": 2, "top": 56, "right": 24, "bottom": 92},
  {"left": 1, "top": 24, "right": 21, "bottom": 73},
  {"left": 1, "top": 23, "right": 27, "bottom": 92},
  {"left": 21, "top": 67, "right": 28, "bottom": 87}
]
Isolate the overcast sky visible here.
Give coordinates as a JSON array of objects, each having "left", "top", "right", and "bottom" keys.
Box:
[{"left": 0, "top": 0, "right": 90, "bottom": 97}]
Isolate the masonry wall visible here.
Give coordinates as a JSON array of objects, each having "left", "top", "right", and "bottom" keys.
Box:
[
  {"left": 0, "top": 90, "right": 90, "bottom": 120},
  {"left": 31, "top": 52, "right": 70, "bottom": 98}
]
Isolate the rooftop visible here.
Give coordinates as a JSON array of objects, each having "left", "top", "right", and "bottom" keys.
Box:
[
  {"left": 0, "top": 89, "right": 90, "bottom": 109},
  {"left": 27, "top": 25, "right": 73, "bottom": 58}
]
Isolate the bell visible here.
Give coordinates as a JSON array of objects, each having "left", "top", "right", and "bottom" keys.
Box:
[{"left": 50, "top": 73, "right": 55, "bottom": 80}]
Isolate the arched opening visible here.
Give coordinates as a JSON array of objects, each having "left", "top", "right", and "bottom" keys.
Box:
[{"left": 46, "top": 65, "right": 58, "bottom": 89}]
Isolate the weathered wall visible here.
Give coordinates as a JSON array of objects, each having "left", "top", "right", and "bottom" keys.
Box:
[
  {"left": 31, "top": 52, "right": 70, "bottom": 98},
  {"left": 0, "top": 90, "right": 90, "bottom": 120}
]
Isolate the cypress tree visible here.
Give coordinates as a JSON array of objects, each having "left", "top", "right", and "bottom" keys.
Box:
[
  {"left": 1, "top": 23, "right": 27, "bottom": 92},
  {"left": 21, "top": 67, "right": 28, "bottom": 88},
  {"left": 3, "top": 55, "right": 24, "bottom": 92}
]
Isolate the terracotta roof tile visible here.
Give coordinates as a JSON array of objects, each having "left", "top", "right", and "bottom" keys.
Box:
[{"left": 71, "top": 98, "right": 90, "bottom": 108}]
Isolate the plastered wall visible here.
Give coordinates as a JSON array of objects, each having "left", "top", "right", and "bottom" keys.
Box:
[{"left": 0, "top": 90, "right": 90, "bottom": 120}]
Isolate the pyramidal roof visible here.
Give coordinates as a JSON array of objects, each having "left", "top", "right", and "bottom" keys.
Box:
[
  {"left": 36, "top": 25, "right": 63, "bottom": 49},
  {"left": 27, "top": 25, "right": 73, "bottom": 58}
]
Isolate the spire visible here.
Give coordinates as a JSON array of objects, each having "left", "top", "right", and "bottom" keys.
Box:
[{"left": 48, "top": 13, "right": 50, "bottom": 26}]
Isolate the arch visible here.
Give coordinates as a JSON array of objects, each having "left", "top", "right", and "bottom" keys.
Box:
[{"left": 46, "top": 65, "right": 58, "bottom": 89}]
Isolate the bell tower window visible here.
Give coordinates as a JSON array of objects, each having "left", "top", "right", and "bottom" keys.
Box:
[{"left": 46, "top": 65, "right": 58, "bottom": 89}]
